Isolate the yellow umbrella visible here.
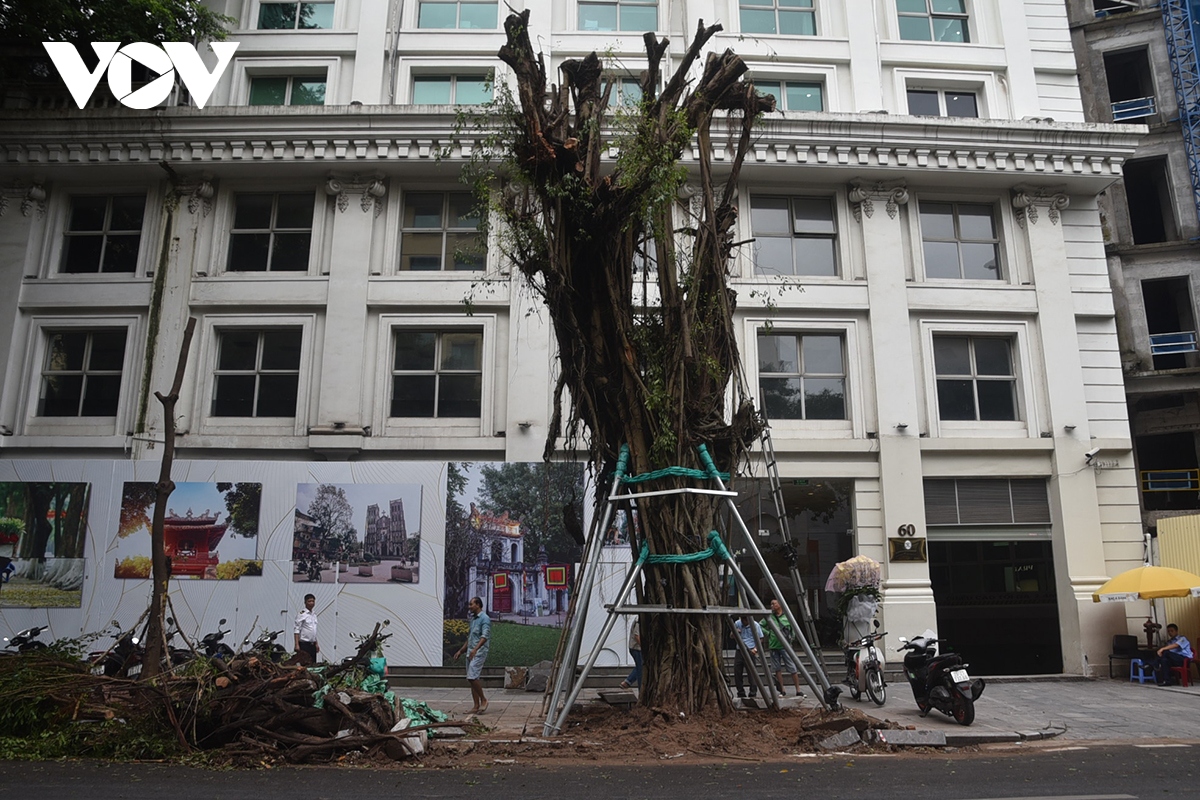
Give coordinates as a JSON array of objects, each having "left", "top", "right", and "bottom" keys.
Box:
[{"left": 1092, "top": 565, "right": 1200, "bottom": 603}]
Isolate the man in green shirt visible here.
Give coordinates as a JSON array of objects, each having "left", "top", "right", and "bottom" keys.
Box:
[{"left": 766, "top": 598, "right": 803, "bottom": 697}]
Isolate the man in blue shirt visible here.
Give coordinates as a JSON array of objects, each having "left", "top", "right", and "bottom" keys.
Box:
[
  {"left": 455, "top": 596, "right": 491, "bottom": 713},
  {"left": 733, "top": 615, "right": 764, "bottom": 699},
  {"left": 1153, "top": 623, "right": 1193, "bottom": 685}
]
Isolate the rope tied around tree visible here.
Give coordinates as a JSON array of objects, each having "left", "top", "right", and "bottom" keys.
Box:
[
  {"left": 613, "top": 443, "right": 730, "bottom": 484},
  {"left": 636, "top": 529, "right": 731, "bottom": 566}
]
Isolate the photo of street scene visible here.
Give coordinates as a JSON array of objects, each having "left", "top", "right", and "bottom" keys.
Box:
[
  {"left": 442, "top": 462, "right": 586, "bottom": 666},
  {"left": 110, "top": 482, "right": 263, "bottom": 580},
  {"left": 292, "top": 483, "right": 422, "bottom": 584}
]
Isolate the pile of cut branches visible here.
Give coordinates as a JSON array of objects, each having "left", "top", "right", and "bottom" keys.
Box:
[{"left": 0, "top": 624, "right": 453, "bottom": 763}]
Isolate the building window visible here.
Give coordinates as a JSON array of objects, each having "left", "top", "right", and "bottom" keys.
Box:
[
  {"left": 390, "top": 330, "right": 483, "bottom": 417},
  {"left": 417, "top": 0, "right": 497, "bottom": 28},
  {"left": 920, "top": 201, "right": 999, "bottom": 280},
  {"left": 38, "top": 329, "right": 127, "bottom": 416},
  {"left": 61, "top": 195, "right": 146, "bottom": 274},
  {"left": 400, "top": 192, "right": 485, "bottom": 271},
  {"left": 1123, "top": 158, "right": 1177, "bottom": 245},
  {"left": 762, "top": 81, "right": 823, "bottom": 111},
  {"left": 212, "top": 329, "right": 302, "bottom": 417},
  {"left": 933, "top": 336, "right": 1017, "bottom": 421},
  {"left": 612, "top": 76, "right": 643, "bottom": 106},
  {"left": 1104, "top": 49, "right": 1156, "bottom": 121},
  {"left": 1142, "top": 276, "right": 1199, "bottom": 370},
  {"left": 896, "top": 0, "right": 968, "bottom": 43},
  {"left": 257, "top": 1, "right": 335, "bottom": 28},
  {"left": 750, "top": 195, "right": 837, "bottom": 277},
  {"left": 578, "top": 0, "right": 657, "bottom": 31},
  {"left": 906, "top": 88, "right": 977, "bottom": 117},
  {"left": 249, "top": 75, "right": 326, "bottom": 106},
  {"left": 758, "top": 333, "right": 846, "bottom": 420},
  {"left": 740, "top": 0, "right": 815, "bottom": 35},
  {"left": 412, "top": 74, "right": 492, "bottom": 104},
  {"left": 227, "top": 193, "right": 315, "bottom": 272}
]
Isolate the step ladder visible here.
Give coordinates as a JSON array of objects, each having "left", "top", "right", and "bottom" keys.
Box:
[
  {"left": 542, "top": 444, "right": 839, "bottom": 736},
  {"left": 758, "top": 414, "right": 826, "bottom": 671}
]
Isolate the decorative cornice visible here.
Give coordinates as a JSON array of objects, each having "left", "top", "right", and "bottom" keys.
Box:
[
  {"left": 848, "top": 179, "right": 909, "bottom": 222},
  {"left": 0, "top": 110, "right": 1141, "bottom": 187},
  {"left": 1011, "top": 185, "right": 1070, "bottom": 227},
  {"left": 324, "top": 171, "right": 387, "bottom": 215}
]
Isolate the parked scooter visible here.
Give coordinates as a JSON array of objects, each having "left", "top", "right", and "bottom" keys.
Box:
[
  {"left": 200, "top": 619, "right": 236, "bottom": 660},
  {"left": 897, "top": 630, "right": 985, "bottom": 726},
  {"left": 2, "top": 625, "right": 48, "bottom": 653},
  {"left": 307, "top": 561, "right": 322, "bottom": 582},
  {"left": 843, "top": 619, "right": 887, "bottom": 706},
  {"left": 241, "top": 628, "right": 287, "bottom": 662}
]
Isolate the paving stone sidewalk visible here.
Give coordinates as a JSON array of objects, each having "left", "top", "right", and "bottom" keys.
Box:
[{"left": 395, "top": 677, "right": 1200, "bottom": 744}]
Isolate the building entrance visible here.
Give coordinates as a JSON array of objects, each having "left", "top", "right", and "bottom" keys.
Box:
[{"left": 928, "top": 539, "right": 1063, "bottom": 675}]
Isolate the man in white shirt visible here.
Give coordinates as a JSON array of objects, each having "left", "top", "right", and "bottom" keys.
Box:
[{"left": 294, "top": 593, "right": 319, "bottom": 662}]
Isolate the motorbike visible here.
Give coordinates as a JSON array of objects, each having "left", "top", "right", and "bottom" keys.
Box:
[
  {"left": 164, "top": 617, "right": 194, "bottom": 667},
  {"left": 2, "top": 625, "right": 48, "bottom": 653},
  {"left": 843, "top": 619, "right": 887, "bottom": 706},
  {"left": 242, "top": 628, "right": 287, "bottom": 662},
  {"left": 897, "top": 629, "right": 985, "bottom": 726},
  {"left": 200, "top": 618, "right": 236, "bottom": 660},
  {"left": 307, "top": 561, "right": 322, "bottom": 582}
]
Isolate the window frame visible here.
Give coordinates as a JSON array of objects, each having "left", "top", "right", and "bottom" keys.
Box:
[
  {"left": 745, "top": 317, "right": 863, "bottom": 437},
  {"left": 19, "top": 315, "right": 142, "bottom": 438},
  {"left": 58, "top": 193, "right": 149, "bottom": 276},
  {"left": 389, "top": 329, "right": 485, "bottom": 420},
  {"left": 398, "top": 190, "right": 488, "bottom": 272},
  {"left": 759, "top": 79, "right": 825, "bottom": 112},
  {"left": 232, "top": 58, "right": 341, "bottom": 106},
  {"left": 577, "top": 0, "right": 659, "bottom": 32},
  {"left": 738, "top": 0, "right": 817, "bottom": 36},
  {"left": 920, "top": 320, "right": 1037, "bottom": 439},
  {"left": 410, "top": 72, "right": 494, "bottom": 105},
  {"left": 916, "top": 198, "right": 1004, "bottom": 282},
  {"left": 415, "top": 0, "right": 499, "bottom": 29},
  {"left": 747, "top": 193, "right": 841, "bottom": 278},
  {"left": 757, "top": 331, "right": 849, "bottom": 422},
  {"left": 375, "top": 314, "right": 497, "bottom": 439},
  {"left": 195, "top": 314, "right": 315, "bottom": 438},
  {"left": 895, "top": 0, "right": 970, "bottom": 43},
  {"left": 892, "top": 70, "right": 991, "bottom": 118},
  {"left": 932, "top": 335, "right": 1019, "bottom": 422},
  {"left": 248, "top": 74, "right": 328, "bottom": 106},
  {"left": 254, "top": 0, "right": 336, "bottom": 29},
  {"left": 905, "top": 87, "right": 978, "bottom": 118},
  {"left": 226, "top": 191, "right": 318, "bottom": 273}
]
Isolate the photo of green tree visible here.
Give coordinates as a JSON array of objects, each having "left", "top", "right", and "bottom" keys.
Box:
[{"left": 0, "top": 482, "right": 90, "bottom": 607}]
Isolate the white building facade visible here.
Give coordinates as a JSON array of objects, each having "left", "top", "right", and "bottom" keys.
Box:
[{"left": 0, "top": 0, "right": 1149, "bottom": 675}]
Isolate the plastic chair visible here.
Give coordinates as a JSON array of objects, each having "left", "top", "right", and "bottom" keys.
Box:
[
  {"left": 1109, "top": 634, "right": 1140, "bottom": 678},
  {"left": 1130, "top": 658, "right": 1154, "bottom": 684},
  {"left": 1170, "top": 656, "right": 1196, "bottom": 687}
]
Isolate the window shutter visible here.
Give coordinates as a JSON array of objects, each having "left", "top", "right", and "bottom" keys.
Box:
[
  {"left": 956, "top": 479, "right": 1014, "bottom": 524},
  {"left": 923, "top": 479, "right": 959, "bottom": 525},
  {"left": 1010, "top": 479, "right": 1051, "bottom": 523}
]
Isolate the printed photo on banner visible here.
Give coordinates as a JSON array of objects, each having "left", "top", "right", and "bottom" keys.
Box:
[
  {"left": 110, "top": 482, "right": 263, "bottom": 580},
  {"left": 0, "top": 482, "right": 91, "bottom": 608},
  {"left": 292, "top": 483, "right": 422, "bottom": 584}
]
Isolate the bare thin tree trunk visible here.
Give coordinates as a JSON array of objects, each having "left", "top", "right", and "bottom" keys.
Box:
[{"left": 143, "top": 317, "right": 196, "bottom": 679}]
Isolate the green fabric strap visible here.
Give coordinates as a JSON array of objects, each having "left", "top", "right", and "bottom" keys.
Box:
[
  {"left": 637, "top": 530, "right": 732, "bottom": 565},
  {"left": 617, "top": 443, "right": 730, "bottom": 484}
]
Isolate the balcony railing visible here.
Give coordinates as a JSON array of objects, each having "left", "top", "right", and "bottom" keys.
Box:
[
  {"left": 1142, "top": 469, "right": 1200, "bottom": 493},
  {"left": 1111, "top": 96, "right": 1157, "bottom": 121},
  {"left": 1149, "top": 330, "right": 1199, "bottom": 355},
  {"left": 1094, "top": 0, "right": 1139, "bottom": 16}
]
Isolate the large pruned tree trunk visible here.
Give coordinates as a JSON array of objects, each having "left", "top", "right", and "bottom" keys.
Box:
[{"left": 494, "top": 12, "right": 772, "bottom": 714}]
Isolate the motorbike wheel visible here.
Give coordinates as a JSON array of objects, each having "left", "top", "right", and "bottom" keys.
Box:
[
  {"left": 847, "top": 681, "right": 861, "bottom": 701},
  {"left": 951, "top": 691, "right": 975, "bottom": 726},
  {"left": 866, "top": 667, "right": 886, "bottom": 706}
]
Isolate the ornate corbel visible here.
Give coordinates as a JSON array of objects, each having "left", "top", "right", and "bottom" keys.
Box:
[
  {"left": 325, "top": 172, "right": 388, "bottom": 216},
  {"left": 166, "top": 172, "right": 215, "bottom": 216},
  {"left": 1011, "top": 185, "right": 1069, "bottom": 228},
  {"left": 848, "top": 180, "right": 909, "bottom": 223},
  {"left": 0, "top": 182, "right": 47, "bottom": 218}
]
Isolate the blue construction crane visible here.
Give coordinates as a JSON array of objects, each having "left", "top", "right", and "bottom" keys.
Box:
[{"left": 1162, "top": 0, "right": 1200, "bottom": 226}]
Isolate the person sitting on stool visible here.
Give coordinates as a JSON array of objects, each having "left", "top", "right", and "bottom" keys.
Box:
[{"left": 1153, "top": 623, "right": 1192, "bottom": 685}]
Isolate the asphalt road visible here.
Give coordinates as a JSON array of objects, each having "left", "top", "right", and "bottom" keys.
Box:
[{"left": 4, "top": 743, "right": 1198, "bottom": 800}]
